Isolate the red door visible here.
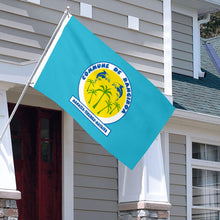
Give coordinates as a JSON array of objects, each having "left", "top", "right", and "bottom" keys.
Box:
[{"left": 9, "top": 105, "right": 62, "bottom": 220}]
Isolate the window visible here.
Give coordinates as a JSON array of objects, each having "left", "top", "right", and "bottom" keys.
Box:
[
  {"left": 41, "top": 117, "right": 53, "bottom": 162},
  {"left": 191, "top": 142, "right": 220, "bottom": 219},
  {"left": 11, "top": 118, "right": 22, "bottom": 159}
]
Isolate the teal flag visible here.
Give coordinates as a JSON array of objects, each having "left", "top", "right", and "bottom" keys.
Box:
[{"left": 31, "top": 13, "right": 174, "bottom": 169}]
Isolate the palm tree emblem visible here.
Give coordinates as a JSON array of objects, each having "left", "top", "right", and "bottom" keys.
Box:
[
  {"left": 86, "top": 79, "right": 95, "bottom": 91},
  {"left": 110, "top": 102, "right": 121, "bottom": 115},
  {"left": 93, "top": 85, "right": 112, "bottom": 109},
  {"left": 80, "top": 62, "right": 131, "bottom": 123},
  {"left": 88, "top": 89, "right": 97, "bottom": 104},
  {"left": 97, "top": 99, "right": 112, "bottom": 115}
]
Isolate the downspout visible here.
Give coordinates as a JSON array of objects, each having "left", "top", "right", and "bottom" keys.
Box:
[{"left": 198, "top": 13, "right": 211, "bottom": 77}]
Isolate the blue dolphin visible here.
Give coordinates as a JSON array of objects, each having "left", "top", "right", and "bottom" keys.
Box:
[
  {"left": 96, "top": 70, "right": 108, "bottom": 81},
  {"left": 112, "top": 83, "right": 124, "bottom": 100}
]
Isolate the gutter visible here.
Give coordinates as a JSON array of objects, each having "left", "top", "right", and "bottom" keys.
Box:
[
  {"left": 198, "top": 13, "right": 211, "bottom": 25},
  {"left": 173, "top": 109, "right": 220, "bottom": 125}
]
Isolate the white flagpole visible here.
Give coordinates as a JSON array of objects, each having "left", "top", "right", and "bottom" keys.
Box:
[{"left": 0, "top": 7, "right": 71, "bottom": 142}]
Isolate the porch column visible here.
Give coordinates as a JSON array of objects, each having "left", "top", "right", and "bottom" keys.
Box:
[
  {"left": 118, "top": 134, "right": 171, "bottom": 219},
  {"left": 0, "top": 83, "right": 21, "bottom": 220}
]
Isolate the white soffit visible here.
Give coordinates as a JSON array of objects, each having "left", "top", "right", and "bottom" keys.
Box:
[
  {"left": 172, "top": 0, "right": 220, "bottom": 15},
  {"left": 0, "top": 60, "right": 35, "bottom": 85}
]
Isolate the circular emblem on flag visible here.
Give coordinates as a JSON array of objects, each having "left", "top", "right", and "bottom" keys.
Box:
[{"left": 79, "top": 62, "right": 132, "bottom": 124}]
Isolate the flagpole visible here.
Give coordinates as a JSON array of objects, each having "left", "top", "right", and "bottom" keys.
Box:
[{"left": 0, "top": 7, "right": 71, "bottom": 142}]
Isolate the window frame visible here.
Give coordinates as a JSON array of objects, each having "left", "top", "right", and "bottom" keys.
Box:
[{"left": 188, "top": 137, "right": 220, "bottom": 220}]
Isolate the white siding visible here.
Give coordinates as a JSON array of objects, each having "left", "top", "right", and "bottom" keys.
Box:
[
  {"left": 74, "top": 121, "right": 118, "bottom": 220},
  {"left": 172, "top": 12, "right": 193, "bottom": 77},
  {"left": 1, "top": 1, "right": 164, "bottom": 219},
  {"left": 0, "top": 0, "right": 164, "bottom": 90},
  {"left": 169, "top": 134, "right": 187, "bottom": 220}
]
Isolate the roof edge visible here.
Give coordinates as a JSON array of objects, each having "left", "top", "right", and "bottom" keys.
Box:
[
  {"left": 173, "top": 109, "right": 220, "bottom": 125},
  {"left": 203, "top": 0, "right": 220, "bottom": 7}
]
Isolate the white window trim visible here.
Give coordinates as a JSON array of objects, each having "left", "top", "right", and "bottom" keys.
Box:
[
  {"left": 187, "top": 137, "right": 220, "bottom": 220},
  {"left": 172, "top": 3, "right": 201, "bottom": 79},
  {"left": 186, "top": 135, "right": 192, "bottom": 220}
]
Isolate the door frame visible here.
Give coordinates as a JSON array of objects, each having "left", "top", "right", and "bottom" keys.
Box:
[
  {"left": 62, "top": 111, "right": 74, "bottom": 220},
  {"left": 7, "top": 92, "right": 74, "bottom": 220},
  {"left": 3, "top": 56, "right": 74, "bottom": 219}
]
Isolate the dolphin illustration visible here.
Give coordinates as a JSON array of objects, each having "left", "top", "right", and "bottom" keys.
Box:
[
  {"left": 112, "top": 83, "right": 124, "bottom": 100},
  {"left": 96, "top": 70, "right": 108, "bottom": 81}
]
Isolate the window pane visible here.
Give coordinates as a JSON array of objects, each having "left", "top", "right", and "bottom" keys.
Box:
[
  {"left": 192, "top": 209, "right": 220, "bottom": 220},
  {"left": 12, "top": 138, "right": 22, "bottom": 160},
  {"left": 41, "top": 118, "right": 50, "bottom": 139},
  {"left": 193, "top": 169, "right": 205, "bottom": 187},
  {"left": 41, "top": 141, "right": 52, "bottom": 162},
  {"left": 11, "top": 118, "right": 22, "bottom": 160},
  {"left": 193, "top": 169, "right": 206, "bottom": 206},
  {"left": 193, "top": 168, "right": 220, "bottom": 208},
  {"left": 192, "top": 142, "right": 220, "bottom": 162},
  {"left": 207, "top": 145, "right": 220, "bottom": 162},
  {"left": 192, "top": 143, "right": 205, "bottom": 160},
  {"left": 11, "top": 118, "right": 21, "bottom": 136}
]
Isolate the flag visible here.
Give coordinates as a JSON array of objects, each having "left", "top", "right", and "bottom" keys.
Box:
[{"left": 31, "top": 13, "right": 174, "bottom": 169}]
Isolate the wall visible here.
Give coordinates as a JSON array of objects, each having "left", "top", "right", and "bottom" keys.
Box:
[
  {"left": 172, "top": 11, "right": 193, "bottom": 77},
  {"left": 1, "top": 0, "right": 165, "bottom": 219},
  {"left": 0, "top": 0, "right": 164, "bottom": 90},
  {"left": 0, "top": 199, "right": 18, "bottom": 220},
  {"left": 169, "top": 134, "right": 187, "bottom": 220},
  {"left": 74, "top": 121, "right": 118, "bottom": 220}
]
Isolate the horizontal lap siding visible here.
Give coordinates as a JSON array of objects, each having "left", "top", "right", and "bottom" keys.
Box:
[
  {"left": 74, "top": 0, "right": 164, "bottom": 90},
  {"left": 2, "top": 2, "right": 164, "bottom": 219},
  {"left": 0, "top": 0, "right": 59, "bottom": 62},
  {"left": 169, "top": 134, "right": 187, "bottom": 220},
  {"left": 1, "top": 0, "right": 164, "bottom": 90},
  {"left": 74, "top": 121, "right": 118, "bottom": 220},
  {"left": 172, "top": 12, "right": 193, "bottom": 77}
]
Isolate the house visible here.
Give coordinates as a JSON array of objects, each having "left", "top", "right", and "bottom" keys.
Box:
[
  {"left": 0, "top": 0, "right": 219, "bottom": 220},
  {"left": 170, "top": 35, "right": 220, "bottom": 219}
]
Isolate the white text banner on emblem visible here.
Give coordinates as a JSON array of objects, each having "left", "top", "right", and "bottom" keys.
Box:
[{"left": 69, "top": 96, "right": 111, "bottom": 136}]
